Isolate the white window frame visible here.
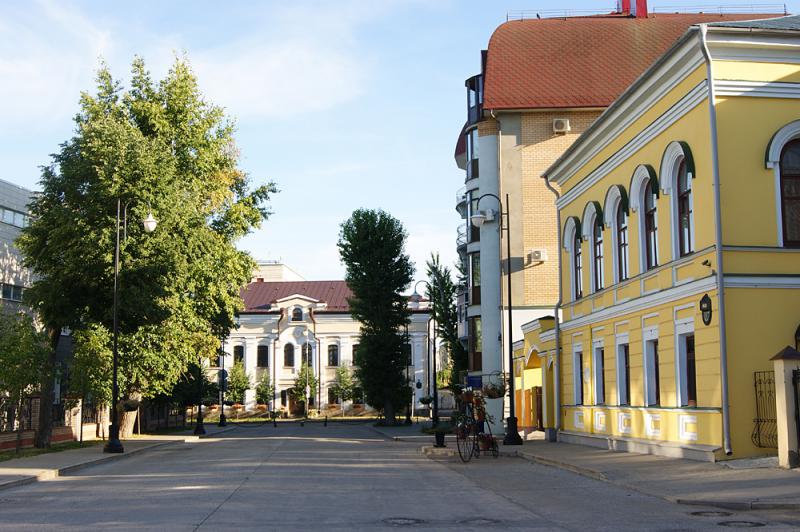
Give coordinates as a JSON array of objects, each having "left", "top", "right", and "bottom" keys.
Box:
[
  {"left": 642, "top": 325, "right": 659, "bottom": 407},
  {"left": 674, "top": 317, "right": 695, "bottom": 407},
  {"left": 615, "top": 333, "right": 630, "bottom": 406},
  {"left": 661, "top": 141, "right": 695, "bottom": 260},
  {"left": 592, "top": 338, "right": 605, "bottom": 405},
  {"left": 562, "top": 217, "right": 581, "bottom": 301},
  {"left": 629, "top": 164, "right": 658, "bottom": 274},
  {"left": 573, "top": 342, "right": 583, "bottom": 405},
  {"left": 765, "top": 119, "right": 800, "bottom": 247},
  {"left": 581, "top": 202, "right": 603, "bottom": 293},
  {"left": 604, "top": 185, "right": 629, "bottom": 284}
]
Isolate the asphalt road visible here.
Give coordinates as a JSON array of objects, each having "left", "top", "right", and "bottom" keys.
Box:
[{"left": 0, "top": 423, "right": 796, "bottom": 531}]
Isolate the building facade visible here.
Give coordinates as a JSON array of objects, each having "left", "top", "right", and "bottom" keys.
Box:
[
  {"left": 528, "top": 14, "right": 799, "bottom": 460},
  {"left": 0, "top": 178, "right": 34, "bottom": 313},
  {"left": 452, "top": 5, "right": 769, "bottom": 436},
  {"left": 224, "top": 276, "right": 433, "bottom": 414}
]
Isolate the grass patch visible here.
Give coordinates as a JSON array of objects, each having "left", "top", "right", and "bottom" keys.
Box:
[{"left": 0, "top": 440, "right": 101, "bottom": 463}]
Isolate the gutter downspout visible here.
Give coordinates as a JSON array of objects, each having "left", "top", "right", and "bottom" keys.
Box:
[
  {"left": 274, "top": 308, "right": 284, "bottom": 413},
  {"left": 310, "top": 308, "right": 321, "bottom": 414},
  {"left": 543, "top": 176, "right": 563, "bottom": 438},
  {"left": 490, "top": 109, "right": 507, "bottom": 407},
  {"left": 700, "top": 25, "right": 733, "bottom": 456}
]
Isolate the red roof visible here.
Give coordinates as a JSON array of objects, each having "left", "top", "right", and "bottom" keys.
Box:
[
  {"left": 483, "top": 13, "right": 780, "bottom": 110},
  {"left": 241, "top": 281, "right": 353, "bottom": 313}
]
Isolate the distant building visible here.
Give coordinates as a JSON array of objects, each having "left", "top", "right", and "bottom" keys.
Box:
[
  {"left": 251, "top": 260, "right": 306, "bottom": 283},
  {"left": 0, "top": 178, "right": 34, "bottom": 313},
  {"left": 224, "top": 273, "right": 434, "bottom": 414}
]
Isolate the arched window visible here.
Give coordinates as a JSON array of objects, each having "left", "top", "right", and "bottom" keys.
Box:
[
  {"left": 302, "top": 342, "right": 313, "bottom": 366},
  {"left": 573, "top": 233, "right": 583, "bottom": 299},
  {"left": 284, "top": 344, "right": 295, "bottom": 367},
  {"left": 291, "top": 307, "right": 303, "bottom": 321},
  {"left": 644, "top": 183, "right": 658, "bottom": 270},
  {"left": 677, "top": 159, "right": 693, "bottom": 256},
  {"left": 780, "top": 139, "right": 800, "bottom": 247},
  {"left": 616, "top": 203, "right": 629, "bottom": 282},
  {"left": 592, "top": 220, "right": 604, "bottom": 291},
  {"left": 328, "top": 344, "right": 340, "bottom": 367}
]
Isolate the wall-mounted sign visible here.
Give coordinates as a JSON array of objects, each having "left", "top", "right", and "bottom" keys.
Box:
[{"left": 699, "top": 294, "right": 712, "bottom": 326}]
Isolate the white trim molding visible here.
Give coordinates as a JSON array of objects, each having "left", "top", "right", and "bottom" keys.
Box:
[
  {"left": 555, "top": 81, "right": 706, "bottom": 209},
  {"left": 724, "top": 275, "right": 800, "bottom": 289},
  {"left": 766, "top": 119, "right": 800, "bottom": 246},
  {"left": 716, "top": 79, "right": 800, "bottom": 99}
]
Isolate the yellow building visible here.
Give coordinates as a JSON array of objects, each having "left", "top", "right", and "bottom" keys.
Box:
[{"left": 530, "top": 15, "right": 800, "bottom": 460}]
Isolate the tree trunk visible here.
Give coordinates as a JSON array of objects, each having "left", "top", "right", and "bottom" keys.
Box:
[
  {"left": 34, "top": 328, "right": 60, "bottom": 448},
  {"left": 384, "top": 399, "right": 396, "bottom": 426},
  {"left": 119, "top": 392, "right": 142, "bottom": 438}
]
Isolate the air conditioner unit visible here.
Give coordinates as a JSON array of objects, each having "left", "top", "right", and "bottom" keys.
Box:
[
  {"left": 552, "top": 118, "right": 571, "bottom": 134},
  {"left": 528, "top": 249, "right": 548, "bottom": 263}
]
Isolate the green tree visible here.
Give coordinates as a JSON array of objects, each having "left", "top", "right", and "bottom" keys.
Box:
[
  {"left": 0, "top": 312, "right": 49, "bottom": 452},
  {"left": 290, "top": 362, "right": 318, "bottom": 414},
  {"left": 337, "top": 209, "right": 413, "bottom": 424},
  {"left": 169, "top": 362, "right": 219, "bottom": 407},
  {"left": 330, "top": 365, "right": 355, "bottom": 416},
  {"left": 426, "top": 253, "right": 468, "bottom": 389},
  {"left": 226, "top": 361, "right": 250, "bottom": 404},
  {"left": 18, "top": 57, "right": 275, "bottom": 445},
  {"left": 255, "top": 371, "right": 274, "bottom": 406}
]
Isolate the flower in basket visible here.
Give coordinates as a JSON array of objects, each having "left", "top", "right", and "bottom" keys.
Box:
[
  {"left": 232, "top": 403, "right": 244, "bottom": 410},
  {"left": 419, "top": 395, "right": 433, "bottom": 406},
  {"left": 478, "top": 433, "right": 494, "bottom": 450},
  {"left": 482, "top": 382, "right": 506, "bottom": 399},
  {"left": 256, "top": 404, "right": 268, "bottom": 412}
]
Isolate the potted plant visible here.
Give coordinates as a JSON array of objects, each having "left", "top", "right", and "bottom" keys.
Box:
[
  {"left": 482, "top": 382, "right": 506, "bottom": 399},
  {"left": 478, "top": 433, "right": 494, "bottom": 450}
]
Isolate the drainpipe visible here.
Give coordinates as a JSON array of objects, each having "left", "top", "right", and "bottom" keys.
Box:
[
  {"left": 310, "top": 308, "right": 321, "bottom": 413},
  {"left": 543, "top": 176, "right": 563, "bottom": 437},
  {"left": 273, "top": 308, "right": 284, "bottom": 413},
  {"left": 700, "top": 24, "right": 733, "bottom": 455}
]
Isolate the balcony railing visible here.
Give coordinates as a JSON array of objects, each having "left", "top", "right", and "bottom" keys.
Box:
[{"left": 456, "top": 225, "right": 467, "bottom": 248}]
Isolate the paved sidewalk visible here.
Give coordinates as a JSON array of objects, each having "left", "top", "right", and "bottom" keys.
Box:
[
  {"left": 513, "top": 440, "right": 800, "bottom": 510},
  {"left": 0, "top": 424, "right": 236, "bottom": 491}
]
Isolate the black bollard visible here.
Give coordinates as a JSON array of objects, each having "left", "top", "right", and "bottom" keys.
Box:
[{"left": 324, "top": 416, "right": 328, "bottom": 427}]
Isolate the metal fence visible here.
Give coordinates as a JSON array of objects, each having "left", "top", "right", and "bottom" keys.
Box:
[{"left": 751, "top": 371, "right": 778, "bottom": 448}]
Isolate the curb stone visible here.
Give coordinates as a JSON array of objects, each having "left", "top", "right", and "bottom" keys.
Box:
[{"left": 0, "top": 425, "right": 238, "bottom": 492}]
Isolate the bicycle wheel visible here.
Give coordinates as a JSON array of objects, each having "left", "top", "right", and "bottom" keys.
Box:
[{"left": 456, "top": 422, "right": 473, "bottom": 463}]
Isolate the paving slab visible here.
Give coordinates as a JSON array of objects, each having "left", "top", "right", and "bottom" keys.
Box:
[
  {"left": 512, "top": 439, "right": 800, "bottom": 510},
  {"left": 0, "top": 424, "right": 236, "bottom": 491}
]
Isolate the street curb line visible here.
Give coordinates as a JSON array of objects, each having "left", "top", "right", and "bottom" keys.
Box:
[
  {"left": 0, "top": 426, "right": 238, "bottom": 493},
  {"left": 676, "top": 498, "right": 800, "bottom": 511},
  {"left": 515, "top": 451, "right": 608, "bottom": 482}
]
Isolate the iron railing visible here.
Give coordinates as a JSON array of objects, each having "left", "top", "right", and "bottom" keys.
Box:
[{"left": 752, "top": 370, "right": 778, "bottom": 448}]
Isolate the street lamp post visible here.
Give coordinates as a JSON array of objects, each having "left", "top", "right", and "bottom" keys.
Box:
[
  {"left": 218, "top": 338, "right": 227, "bottom": 427},
  {"left": 404, "top": 324, "right": 412, "bottom": 425},
  {"left": 471, "top": 193, "right": 524, "bottom": 446},
  {"left": 194, "top": 356, "right": 206, "bottom": 435},
  {"left": 413, "top": 280, "right": 438, "bottom": 427},
  {"left": 104, "top": 200, "right": 157, "bottom": 454}
]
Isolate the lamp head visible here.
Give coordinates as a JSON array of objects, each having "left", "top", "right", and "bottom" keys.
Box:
[
  {"left": 143, "top": 212, "right": 158, "bottom": 233},
  {"left": 470, "top": 209, "right": 496, "bottom": 227}
]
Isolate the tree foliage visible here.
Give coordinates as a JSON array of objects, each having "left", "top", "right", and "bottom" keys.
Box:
[
  {"left": 290, "top": 362, "right": 318, "bottom": 408},
  {"left": 0, "top": 312, "right": 49, "bottom": 451},
  {"left": 255, "top": 371, "right": 274, "bottom": 405},
  {"left": 226, "top": 361, "right": 250, "bottom": 404},
  {"left": 17, "top": 57, "right": 275, "bottom": 443},
  {"left": 426, "top": 253, "right": 468, "bottom": 389},
  {"left": 337, "top": 209, "right": 413, "bottom": 424}
]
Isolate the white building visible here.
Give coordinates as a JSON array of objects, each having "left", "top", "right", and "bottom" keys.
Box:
[{"left": 223, "top": 276, "right": 434, "bottom": 414}]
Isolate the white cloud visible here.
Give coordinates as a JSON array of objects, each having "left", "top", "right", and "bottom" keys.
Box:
[{"left": 193, "top": 38, "right": 368, "bottom": 119}]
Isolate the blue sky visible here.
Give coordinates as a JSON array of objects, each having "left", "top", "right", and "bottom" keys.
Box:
[{"left": 1, "top": 1, "right": 796, "bottom": 282}]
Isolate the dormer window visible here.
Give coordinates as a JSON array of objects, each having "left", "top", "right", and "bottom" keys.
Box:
[{"left": 291, "top": 307, "right": 303, "bottom": 321}]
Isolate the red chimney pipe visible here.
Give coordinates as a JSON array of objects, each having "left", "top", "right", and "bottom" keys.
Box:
[
  {"left": 631, "top": 0, "right": 648, "bottom": 17},
  {"left": 619, "top": 0, "right": 631, "bottom": 13}
]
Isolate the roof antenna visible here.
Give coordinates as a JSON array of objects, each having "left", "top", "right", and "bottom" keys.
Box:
[{"left": 537, "top": 12, "right": 541, "bottom": 19}]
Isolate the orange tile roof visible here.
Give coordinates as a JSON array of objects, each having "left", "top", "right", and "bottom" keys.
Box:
[{"left": 483, "top": 13, "right": 780, "bottom": 110}]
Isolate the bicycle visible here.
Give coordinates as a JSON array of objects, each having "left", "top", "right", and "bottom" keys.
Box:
[{"left": 455, "top": 390, "right": 499, "bottom": 462}]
